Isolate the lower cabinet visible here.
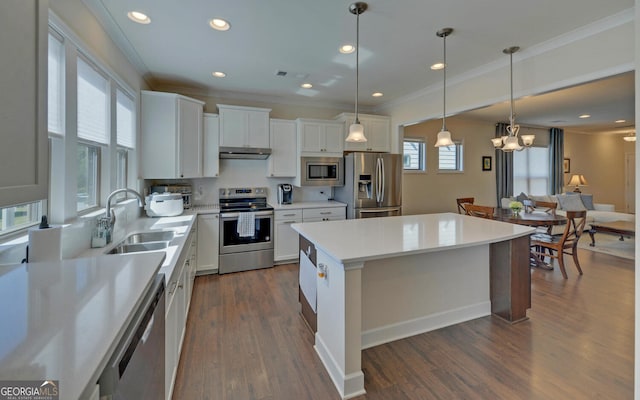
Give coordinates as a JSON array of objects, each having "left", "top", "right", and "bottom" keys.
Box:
[
  {"left": 302, "top": 207, "right": 346, "bottom": 222},
  {"left": 275, "top": 209, "right": 302, "bottom": 263},
  {"left": 165, "top": 229, "right": 197, "bottom": 400},
  {"left": 196, "top": 214, "right": 219, "bottom": 273}
]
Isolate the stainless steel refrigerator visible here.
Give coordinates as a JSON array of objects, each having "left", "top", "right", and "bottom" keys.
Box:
[{"left": 334, "top": 152, "right": 402, "bottom": 219}]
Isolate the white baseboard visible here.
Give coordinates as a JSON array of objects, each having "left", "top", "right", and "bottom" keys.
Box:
[
  {"left": 314, "top": 334, "right": 366, "bottom": 400},
  {"left": 361, "top": 301, "right": 491, "bottom": 349}
]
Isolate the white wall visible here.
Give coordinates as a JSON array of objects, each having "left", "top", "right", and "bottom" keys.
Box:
[{"left": 402, "top": 116, "right": 497, "bottom": 214}]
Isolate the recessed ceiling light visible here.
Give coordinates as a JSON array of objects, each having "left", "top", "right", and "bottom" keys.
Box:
[
  {"left": 615, "top": 119, "right": 626, "bottom": 123},
  {"left": 212, "top": 71, "right": 226, "bottom": 78},
  {"left": 301, "top": 83, "right": 313, "bottom": 89},
  {"left": 339, "top": 44, "right": 355, "bottom": 54},
  {"left": 372, "top": 92, "right": 383, "bottom": 97},
  {"left": 127, "top": 11, "right": 151, "bottom": 24},
  {"left": 579, "top": 114, "right": 591, "bottom": 119},
  {"left": 209, "top": 18, "right": 231, "bottom": 31},
  {"left": 430, "top": 62, "right": 445, "bottom": 70}
]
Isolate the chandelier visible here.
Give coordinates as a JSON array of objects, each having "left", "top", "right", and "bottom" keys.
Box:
[{"left": 491, "top": 46, "right": 534, "bottom": 151}]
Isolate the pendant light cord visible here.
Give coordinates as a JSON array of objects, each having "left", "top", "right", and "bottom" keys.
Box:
[
  {"left": 354, "top": 9, "right": 360, "bottom": 124},
  {"left": 441, "top": 33, "right": 447, "bottom": 132},
  {"left": 509, "top": 51, "right": 515, "bottom": 131}
]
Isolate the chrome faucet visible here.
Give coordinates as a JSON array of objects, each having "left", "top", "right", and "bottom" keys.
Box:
[{"left": 99, "top": 188, "right": 145, "bottom": 244}]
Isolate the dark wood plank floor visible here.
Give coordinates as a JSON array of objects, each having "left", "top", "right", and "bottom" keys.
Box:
[{"left": 173, "top": 248, "right": 634, "bottom": 400}]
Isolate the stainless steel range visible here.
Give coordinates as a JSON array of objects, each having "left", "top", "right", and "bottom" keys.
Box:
[{"left": 218, "top": 187, "right": 274, "bottom": 274}]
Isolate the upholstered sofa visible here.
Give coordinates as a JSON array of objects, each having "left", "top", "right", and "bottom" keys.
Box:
[{"left": 501, "top": 192, "right": 634, "bottom": 234}]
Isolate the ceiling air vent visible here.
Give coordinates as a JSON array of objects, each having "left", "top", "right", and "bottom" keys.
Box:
[{"left": 275, "top": 70, "right": 288, "bottom": 77}]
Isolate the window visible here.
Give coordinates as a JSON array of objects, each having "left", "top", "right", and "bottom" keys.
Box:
[
  {"left": 0, "top": 202, "right": 44, "bottom": 235},
  {"left": 403, "top": 138, "right": 426, "bottom": 171},
  {"left": 513, "top": 147, "right": 549, "bottom": 195},
  {"left": 77, "top": 57, "right": 108, "bottom": 212},
  {"left": 77, "top": 143, "right": 100, "bottom": 211},
  {"left": 116, "top": 89, "right": 135, "bottom": 194},
  {"left": 48, "top": 32, "right": 64, "bottom": 136},
  {"left": 438, "top": 141, "right": 463, "bottom": 171}
]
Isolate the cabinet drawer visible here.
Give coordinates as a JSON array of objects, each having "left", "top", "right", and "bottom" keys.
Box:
[
  {"left": 275, "top": 209, "right": 303, "bottom": 221},
  {"left": 303, "top": 207, "right": 345, "bottom": 221}
]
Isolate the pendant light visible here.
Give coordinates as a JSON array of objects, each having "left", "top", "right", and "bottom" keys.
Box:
[
  {"left": 492, "top": 46, "right": 535, "bottom": 151},
  {"left": 434, "top": 28, "right": 455, "bottom": 147},
  {"left": 345, "top": 2, "right": 368, "bottom": 143}
]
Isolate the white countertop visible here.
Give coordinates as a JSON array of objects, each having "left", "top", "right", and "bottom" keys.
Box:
[
  {"left": 292, "top": 212, "right": 535, "bottom": 264},
  {"left": 272, "top": 200, "right": 346, "bottom": 210},
  {"left": 0, "top": 252, "right": 165, "bottom": 400}
]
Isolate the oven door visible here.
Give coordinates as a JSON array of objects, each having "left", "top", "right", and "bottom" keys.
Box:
[{"left": 220, "top": 210, "right": 274, "bottom": 254}]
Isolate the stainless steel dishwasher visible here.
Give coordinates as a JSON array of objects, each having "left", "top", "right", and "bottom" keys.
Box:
[{"left": 99, "top": 274, "right": 165, "bottom": 399}]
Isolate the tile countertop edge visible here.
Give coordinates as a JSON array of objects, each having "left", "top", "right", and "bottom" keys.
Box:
[{"left": 291, "top": 213, "right": 535, "bottom": 265}]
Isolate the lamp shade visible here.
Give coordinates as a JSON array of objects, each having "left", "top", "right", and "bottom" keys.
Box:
[
  {"left": 491, "top": 138, "right": 503, "bottom": 147},
  {"left": 434, "top": 130, "right": 454, "bottom": 147},
  {"left": 568, "top": 174, "right": 588, "bottom": 186},
  {"left": 346, "top": 123, "right": 367, "bottom": 142},
  {"left": 501, "top": 136, "right": 522, "bottom": 152},
  {"left": 521, "top": 134, "right": 535, "bottom": 146},
  {"left": 623, "top": 135, "right": 636, "bottom": 142}
]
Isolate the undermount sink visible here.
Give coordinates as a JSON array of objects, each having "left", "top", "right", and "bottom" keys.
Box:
[
  {"left": 123, "top": 231, "right": 175, "bottom": 244},
  {"left": 106, "top": 241, "right": 169, "bottom": 255},
  {"left": 105, "top": 230, "right": 175, "bottom": 254}
]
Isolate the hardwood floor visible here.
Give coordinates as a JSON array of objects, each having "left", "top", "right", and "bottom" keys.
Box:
[{"left": 172, "top": 248, "right": 634, "bottom": 399}]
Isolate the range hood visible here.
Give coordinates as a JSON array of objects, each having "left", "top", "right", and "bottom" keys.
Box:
[{"left": 218, "top": 146, "right": 271, "bottom": 160}]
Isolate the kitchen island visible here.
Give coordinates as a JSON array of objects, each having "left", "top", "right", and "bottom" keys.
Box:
[{"left": 292, "top": 213, "right": 535, "bottom": 399}]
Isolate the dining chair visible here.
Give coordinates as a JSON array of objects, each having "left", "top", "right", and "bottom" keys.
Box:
[
  {"left": 465, "top": 204, "right": 494, "bottom": 219},
  {"left": 456, "top": 197, "right": 475, "bottom": 214},
  {"left": 531, "top": 200, "right": 559, "bottom": 235},
  {"left": 530, "top": 210, "right": 587, "bottom": 279}
]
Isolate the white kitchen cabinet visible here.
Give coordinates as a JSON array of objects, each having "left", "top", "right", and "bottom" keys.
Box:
[
  {"left": 203, "top": 113, "right": 220, "bottom": 177},
  {"left": 302, "top": 207, "right": 346, "bottom": 222},
  {"left": 196, "top": 214, "right": 219, "bottom": 274},
  {"left": 335, "top": 113, "right": 391, "bottom": 152},
  {"left": 268, "top": 119, "right": 297, "bottom": 177},
  {"left": 165, "top": 260, "right": 183, "bottom": 400},
  {"left": 141, "top": 91, "right": 205, "bottom": 179},
  {"left": 218, "top": 104, "right": 271, "bottom": 148},
  {"left": 296, "top": 119, "right": 344, "bottom": 156},
  {"left": 274, "top": 209, "right": 303, "bottom": 262},
  {"left": 0, "top": 0, "right": 48, "bottom": 208}
]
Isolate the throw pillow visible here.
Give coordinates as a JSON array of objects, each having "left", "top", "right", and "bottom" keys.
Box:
[
  {"left": 580, "top": 194, "right": 595, "bottom": 210},
  {"left": 516, "top": 192, "right": 530, "bottom": 203},
  {"left": 557, "top": 194, "right": 587, "bottom": 211}
]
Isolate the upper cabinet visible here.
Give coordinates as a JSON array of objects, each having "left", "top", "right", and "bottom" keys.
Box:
[
  {"left": 268, "top": 119, "right": 297, "bottom": 177},
  {"left": 141, "top": 91, "right": 205, "bottom": 179},
  {"left": 0, "top": 0, "right": 48, "bottom": 208},
  {"left": 203, "top": 113, "right": 220, "bottom": 177},
  {"left": 218, "top": 104, "right": 270, "bottom": 149},
  {"left": 296, "top": 119, "right": 344, "bottom": 157},
  {"left": 335, "top": 113, "right": 391, "bottom": 153}
]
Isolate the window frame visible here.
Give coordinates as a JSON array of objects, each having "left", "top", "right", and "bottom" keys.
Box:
[
  {"left": 76, "top": 141, "right": 102, "bottom": 213},
  {"left": 403, "top": 137, "right": 427, "bottom": 173},
  {"left": 513, "top": 145, "right": 550, "bottom": 195},
  {"left": 438, "top": 140, "right": 464, "bottom": 173}
]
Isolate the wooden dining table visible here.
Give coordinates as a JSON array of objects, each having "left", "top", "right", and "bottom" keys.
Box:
[{"left": 493, "top": 208, "right": 568, "bottom": 270}]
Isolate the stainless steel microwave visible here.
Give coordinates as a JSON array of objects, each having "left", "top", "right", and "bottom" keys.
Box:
[{"left": 300, "top": 157, "right": 344, "bottom": 186}]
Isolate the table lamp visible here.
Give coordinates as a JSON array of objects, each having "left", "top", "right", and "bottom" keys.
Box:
[{"left": 568, "top": 174, "right": 588, "bottom": 193}]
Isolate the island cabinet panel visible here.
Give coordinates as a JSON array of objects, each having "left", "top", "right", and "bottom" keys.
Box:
[{"left": 489, "top": 235, "right": 531, "bottom": 323}]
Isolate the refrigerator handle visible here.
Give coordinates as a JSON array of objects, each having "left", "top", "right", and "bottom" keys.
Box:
[
  {"left": 380, "top": 157, "right": 385, "bottom": 203},
  {"left": 375, "top": 158, "right": 382, "bottom": 203}
]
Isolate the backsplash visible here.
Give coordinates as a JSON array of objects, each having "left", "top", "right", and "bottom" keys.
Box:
[{"left": 0, "top": 200, "right": 143, "bottom": 265}]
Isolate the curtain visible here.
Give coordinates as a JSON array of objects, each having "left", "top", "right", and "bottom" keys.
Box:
[
  {"left": 549, "top": 127, "right": 564, "bottom": 194},
  {"left": 495, "top": 123, "right": 513, "bottom": 206}
]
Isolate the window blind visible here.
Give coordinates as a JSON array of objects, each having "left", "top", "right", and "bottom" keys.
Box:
[
  {"left": 116, "top": 89, "right": 135, "bottom": 148},
  {"left": 77, "top": 57, "right": 109, "bottom": 144},
  {"left": 47, "top": 33, "right": 64, "bottom": 135}
]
